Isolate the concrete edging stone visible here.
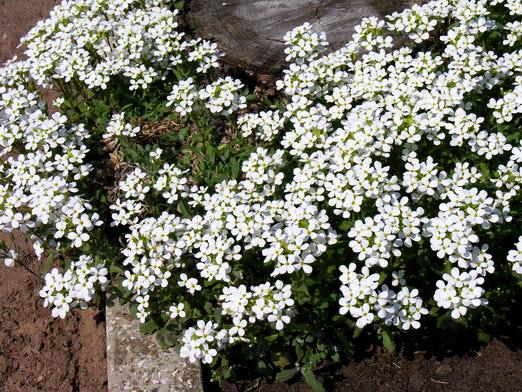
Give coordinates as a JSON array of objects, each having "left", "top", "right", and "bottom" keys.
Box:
[{"left": 106, "top": 302, "right": 203, "bottom": 392}]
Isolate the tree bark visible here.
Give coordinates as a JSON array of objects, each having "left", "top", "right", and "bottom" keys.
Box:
[{"left": 187, "top": 0, "right": 420, "bottom": 75}]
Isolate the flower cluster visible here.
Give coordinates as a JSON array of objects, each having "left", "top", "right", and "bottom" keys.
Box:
[
  {"left": 283, "top": 22, "right": 328, "bottom": 63},
  {"left": 102, "top": 113, "right": 140, "bottom": 139},
  {"left": 219, "top": 281, "right": 294, "bottom": 332},
  {"left": 21, "top": 0, "right": 221, "bottom": 90},
  {"left": 339, "top": 264, "right": 428, "bottom": 329},
  {"left": 504, "top": 21, "right": 522, "bottom": 46},
  {"left": 433, "top": 267, "right": 487, "bottom": 319},
  {"left": 180, "top": 320, "right": 228, "bottom": 364},
  {"left": 387, "top": 1, "right": 450, "bottom": 43},
  {"left": 39, "top": 255, "right": 108, "bottom": 318},
  {"left": 347, "top": 195, "right": 425, "bottom": 268},
  {"left": 177, "top": 280, "right": 294, "bottom": 364},
  {"left": 166, "top": 78, "right": 197, "bottom": 116},
  {"left": 167, "top": 76, "right": 247, "bottom": 116},
  {"left": 198, "top": 77, "right": 247, "bottom": 115},
  {"left": 238, "top": 110, "right": 285, "bottom": 142},
  {"left": 488, "top": 76, "right": 522, "bottom": 123},
  {"left": 0, "top": 58, "right": 102, "bottom": 256},
  {"left": 108, "top": 0, "right": 522, "bottom": 364}
]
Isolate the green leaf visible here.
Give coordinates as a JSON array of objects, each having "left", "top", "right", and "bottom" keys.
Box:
[
  {"left": 339, "top": 220, "right": 352, "bottom": 231},
  {"left": 381, "top": 330, "right": 395, "bottom": 353},
  {"left": 256, "top": 359, "right": 268, "bottom": 375},
  {"left": 295, "top": 344, "right": 305, "bottom": 361},
  {"left": 173, "top": 69, "right": 187, "bottom": 82},
  {"left": 477, "top": 331, "right": 491, "bottom": 344},
  {"left": 231, "top": 158, "right": 240, "bottom": 179},
  {"left": 203, "top": 301, "right": 213, "bottom": 314},
  {"left": 308, "top": 351, "right": 326, "bottom": 366},
  {"left": 272, "top": 350, "right": 292, "bottom": 368},
  {"left": 178, "top": 126, "right": 190, "bottom": 139},
  {"left": 275, "top": 368, "right": 299, "bottom": 383},
  {"left": 302, "top": 368, "right": 326, "bottom": 392},
  {"left": 139, "top": 319, "right": 159, "bottom": 335},
  {"left": 222, "top": 366, "right": 232, "bottom": 379},
  {"left": 435, "top": 312, "right": 452, "bottom": 329},
  {"left": 155, "top": 328, "right": 179, "bottom": 349},
  {"left": 304, "top": 335, "right": 315, "bottom": 343},
  {"left": 173, "top": 0, "right": 185, "bottom": 11},
  {"left": 44, "top": 251, "right": 57, "bottom": 271},
  {"left": 112, "top": 283, "right": 130, "bottom": 303},
  {"left": 109, "top": 263, "right": 123, "bottom": 274},
  {"left": 265, "top": 333, "right": 279, "bottom": 342},
  {"left": 177, "top": 201, "right": 191, "bottom": 218}
]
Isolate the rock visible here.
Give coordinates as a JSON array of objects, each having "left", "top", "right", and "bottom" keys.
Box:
[
  {"left": 435, "top": 363, "right": 454, "bottom": 375},
  {"left": 106, "top": 302, "right": 203, "bottom": 392},
  {"left": 187, "top": 0, "right": 421, "bottom": 74}
]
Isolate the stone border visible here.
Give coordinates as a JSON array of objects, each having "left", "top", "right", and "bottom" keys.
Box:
[{"left": 106, "top": 302, "right": 203, "bottom": 392}]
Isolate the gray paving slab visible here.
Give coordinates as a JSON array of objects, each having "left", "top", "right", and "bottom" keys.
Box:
[{"left": 106, "top": 302, "right": 203, "bottom": 392}]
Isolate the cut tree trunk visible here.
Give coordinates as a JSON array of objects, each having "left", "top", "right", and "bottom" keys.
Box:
[{"left": 187, "top": 0, "right": 420, "bottom": 75}]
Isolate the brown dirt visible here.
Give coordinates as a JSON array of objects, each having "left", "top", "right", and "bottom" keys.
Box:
[
  {"left": 0, "top": 0, "right": 59, "bottom": 64},
  {"left": 331, "top": 340, "right": 522, "bottom": 392},
  {"left": 0, "top": 252, "right": 107, "bottom": 392},
  {"left": 218, "top": 339, "right": 522, "bottom": 392},
  {"left": 0, "top": 1, "right": 107, "bottom": 391}
]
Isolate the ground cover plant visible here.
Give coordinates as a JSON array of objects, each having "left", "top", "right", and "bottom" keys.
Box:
[{"left": 1, "top": 0, "right": 521, "bottom": 390}]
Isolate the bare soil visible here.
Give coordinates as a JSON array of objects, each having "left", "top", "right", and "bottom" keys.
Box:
[
  {"left": 0, "top": 0, "right": 58, "bottom": 64},
  {"left": 0, "top": 252, "right": 107, "bottom": 392},
  {"left": 217, "top": 339, "right": 522, "bottom": 392},
  {"left": 0, "top": 1, "right": 107, "bottom": 391}
]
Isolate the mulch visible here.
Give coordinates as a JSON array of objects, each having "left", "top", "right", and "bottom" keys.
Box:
[{"left": 0, "top": 0, "right": 520, "bottom": 391}]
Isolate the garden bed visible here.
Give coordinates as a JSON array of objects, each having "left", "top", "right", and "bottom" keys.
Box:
[{"left": 1, "top": 0, "right": 521, "bottom": 391}]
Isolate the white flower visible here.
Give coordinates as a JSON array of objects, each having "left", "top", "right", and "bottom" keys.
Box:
[
  {"left": 3, "top": 0, "right": 521, "bottom": 362},
  {"left": 169, "top": 303, "right": 186, "bottom": 319},
  {"left": 149, "top": 148, "right": 163, "bottom": 160},
  {"left": 3, "top": 250, "right": 18, "bottom": 267},
  {"left": 507, "top": 236, "right": 522, "bottom": 275},
  {"left": 102, "top": 113, "right": 140, "bottom": 139}
]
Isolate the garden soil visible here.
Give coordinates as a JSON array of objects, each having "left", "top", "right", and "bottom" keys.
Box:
[
  {"left": 218, "top": 338, "right": 522, "bottom": 392},
  {"left": 0, "top": 1, "right": 521, "bottom": 392},
  {"left": 0, "top": 1, "right": 107, "bottom": 391}
]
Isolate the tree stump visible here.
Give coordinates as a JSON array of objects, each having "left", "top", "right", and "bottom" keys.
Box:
[{"left": 187, "top": 0, "right": 420, "bottom": 74}]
